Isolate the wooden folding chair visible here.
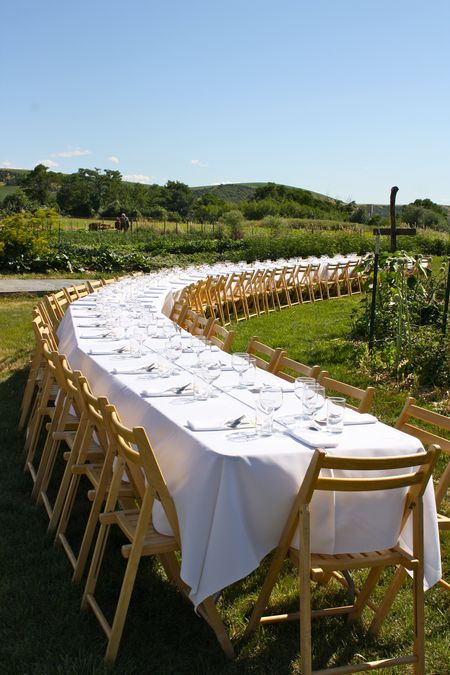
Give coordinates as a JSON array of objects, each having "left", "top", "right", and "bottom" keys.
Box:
[
  {"left": 23, "top": 338, "right": 60, "bottom": 481},
  {"left": 168, "top": 300, "right": 188, "bottom": 327},
  {"left": 51, "top": 289, "right": 70, "bottom": 318},
  {"left": 85, "top": 279, "right": 104, "bottom": 293},
  {"left": 62, "top": 285, "right": 80, "bottom": 304},
  {"left": 246, "top": 336, "right": 286, "bottom": 373},
  {"left": 273, "top": 354, "right": 321, "bottom": 382},
  {"left": 318, "top": 371, "right": 375, "bottom": 413},
  {"left": 19, "top": 309, "right": 58, "bottom": 431},
  {"left": 208, "top": 321, "right": 235, "bottom": 353},
  {"left": 245, "top": 446, "right": 440, "bottom": 675},
  {"left": 31, "top": 353, "right": 86, "bottom": 510},
  {"left": 82, "top": 404, "right": 235, "bottom": 665},
  {"left": 295, "top": 262, "right": 314, "bottom": 304},
  {"left": 308, "top": 262, "right": 324, "bottom": 301},
  {"left": 369, "top": 398, "right": 450, "bottom": 633},
  {"left": 55, "top": 375, "right": 131, "bottom": 580}
]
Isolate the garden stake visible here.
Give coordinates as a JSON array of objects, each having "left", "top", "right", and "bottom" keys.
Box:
[{"left": 368, "top": 230, "right": 380, "bottom": 353}]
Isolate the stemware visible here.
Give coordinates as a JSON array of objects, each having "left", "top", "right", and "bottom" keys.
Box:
[
  {"left": 302, "top": 383, "right": 326, "bottom": 424},
  {"left": 258, "top": 384, "right": 283, "bottom": 435},
  {"left": 231, "top": 353, "right": 251, "bottom": 389},
  {"left": 294, "top": 377, "right": 316, "bottom": 421}
]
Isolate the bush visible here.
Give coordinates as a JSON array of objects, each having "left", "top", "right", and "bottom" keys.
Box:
[
  {"left": 352, "top": 253, "right": 449, "bottom": 388},
  {"left": 0, "top": 209, "right": 55, "bottom": 271}
]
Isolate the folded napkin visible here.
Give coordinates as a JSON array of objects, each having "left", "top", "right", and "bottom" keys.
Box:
[
  {"left": 343, "top": 413, "right": 377, "bottom": 425},
  {"left": 284, "top": 427, "right": 339, "bottom": 448},
  {"left": 315, "top": 412, "right": 377, "bottom": 426},
  {"left": 76, "top": 323, "right": 106, "bottom": 328},
  {"left": 141, "top": 387, "right": 193, "bottom": 398},
  {"left": 111, "top": 368, "right": 151, "bottom": 375},
  {"left": 71, "top": 313, "right": 100, "bottom": 319},
  {"left": 186, "top": 417, "right": 253, "bottom": 431}
]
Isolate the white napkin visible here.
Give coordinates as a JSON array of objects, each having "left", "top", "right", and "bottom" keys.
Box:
[
  {"left": 343, "top": 413, "right": 377, "bottom": 425},
  {"left": 111, "top": 367, "right": 152, "bottom": 375},
  {"left": 141, "top": 387, "right": 193, "bottom": 398},
  {"left": 76, "top": 323, "right": 106, "bottom": 328},
  {"left": 315, "top": 411, "right": 377, "bottom": 426},
  {"left": 284, "top": 427, "right": 339, "bottom": 448},
  {"left": 186, "top": 417, "right": 253, "bottom": 431}
]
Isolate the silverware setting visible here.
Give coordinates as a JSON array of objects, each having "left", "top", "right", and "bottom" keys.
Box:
[
  {"left": 225, "top": 414, "right": 246, "bottom": 428},
  {"left": 174, "top": 383, "right": 191, "bottom": 394}
]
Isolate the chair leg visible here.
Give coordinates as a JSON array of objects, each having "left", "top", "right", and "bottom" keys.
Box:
[
  {"left": 104, "top": 542, "right": 145, "bottom": 666},
  {"left": 347, "top": 566, "right": 383, "bottom": 623},
  {"left": 198, "top": 596, "right": 235, "bottom": 659},
  {"left": 413, "top": 563, "right": 425, "bottom": 675},
  {"left": 81, "top": 522, "right": 112, "bottom": 608},
  {"left": 369, "top": 566, "right": 406, "bottom": 635},
  {"left": 299, "top": 508, "right": 312, "bottom": 675}
]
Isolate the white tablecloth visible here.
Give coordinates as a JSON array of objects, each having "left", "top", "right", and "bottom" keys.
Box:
[{"left": 57, "top": 271, "right": 441, "bottom": 608}]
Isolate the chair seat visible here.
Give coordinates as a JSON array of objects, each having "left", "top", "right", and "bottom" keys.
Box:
[
  {"left": 437, "top": 512, "right": 450, "bottom": 531},
  {"left": 289, "top": 545, "right": 417, "bottom": 572},
  {"left": 105, "top": 509, "right": 179, "bottom": 556}
]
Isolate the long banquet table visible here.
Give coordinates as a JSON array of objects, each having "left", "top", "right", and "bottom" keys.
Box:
[{"left": 57, "top": 267, "right": 441, "bottom": 611}]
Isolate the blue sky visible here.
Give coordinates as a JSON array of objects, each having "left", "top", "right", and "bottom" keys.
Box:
[{"left": 2, "top": 0, "right": 450, "bottom": 204}]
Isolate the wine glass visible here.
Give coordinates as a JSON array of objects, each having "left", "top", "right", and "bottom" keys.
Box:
[
  {"left": 201, "top": 353, "right": 222, "bottom": 394},
  {"left": 294, "top": 377, "right": 315, "bottom": 421},
  {"left": 164, "top": 334, "right": 183, "bottom": 373},
  {"left": 191, "top": 336, "right": 208, "bottom": 365},
  {"left": 231, "top": 353, "right": 251, "bottom": 389},
  {"left": 258, "top": 385, "right": 283, "bottom": 435},
  {"left": 302, "top": 384, "right": 326, "bottom": 424}
]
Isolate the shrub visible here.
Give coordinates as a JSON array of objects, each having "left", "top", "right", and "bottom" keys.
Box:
[{"left": 0, "top": 209, "right": 55, "bottom": 271}]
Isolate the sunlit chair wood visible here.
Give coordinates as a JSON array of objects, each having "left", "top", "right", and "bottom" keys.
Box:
[
  {"left": 208, "top": 321, "right": 235, "bottom": 353},
  {"left": 318, "top": 371, "right": 375, "bottom": 413},
  {"left": 369, "top": 397, "right": 450, "bottom": 634},
  {"left": 82, "top": 404, "right": 235, "bottom": 665},
  {"left": 273, "top": 354, "right": 321, "bottom": 382},
  {"left": 245, "top": 446, "right": 439, "bottom": 675},
  {"left": 246, "top": 336, "right": 285, "bottom": 373}
]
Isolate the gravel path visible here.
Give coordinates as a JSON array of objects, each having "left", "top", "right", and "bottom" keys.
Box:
[{"left": 0, "top": 279, "right": 87, "bottom": 295}]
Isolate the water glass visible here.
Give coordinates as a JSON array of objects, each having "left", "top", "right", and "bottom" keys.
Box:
[
  {"left": 294, "top": 377, "right": 315, "bottom": 420},
  {"left": 302, "top": 384, "right": 325, "bottom": 423},
  {"left": 193, "top": 371, "right": 210, "bottom": 400},
  {"left": 326, "top": 397, "right": 346, "bottom": 433},
  {"left": 231, "top": 352, "right": 251, "bottom": 389},
  {"left": 258, "top": 384, "right": 283, "bottom": 435},
  {"left": 242, "top": 356, "right": 257, "bottom": 388}
]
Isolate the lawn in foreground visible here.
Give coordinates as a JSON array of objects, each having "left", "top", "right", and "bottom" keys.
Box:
[{"left": 0, "top": 294, "right": 448, "bottom": 674}]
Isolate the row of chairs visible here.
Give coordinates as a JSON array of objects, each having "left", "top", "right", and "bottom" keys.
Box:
[
  {"left": 169, "top": 302, "right": 375, "bottom": 413},
  {"left": 19, "top": 278, "right": 449, "bottom": 672},
  {"left": 178, "top": 261, "right": 365, "bottom": 326},
  {"left": 21, "top": 285, "right": 237, "bottom": 664}
]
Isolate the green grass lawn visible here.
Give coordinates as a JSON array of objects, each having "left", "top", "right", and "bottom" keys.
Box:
[{"left": 0, "top": 294, "right": 448, "bottom": 674}]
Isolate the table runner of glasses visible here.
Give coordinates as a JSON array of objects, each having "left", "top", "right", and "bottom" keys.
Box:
[{"left": 57, "top": 265, "right": 441, "bottom": 609}]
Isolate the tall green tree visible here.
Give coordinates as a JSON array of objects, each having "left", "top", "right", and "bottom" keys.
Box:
[
  {"left": 21, "top": 164, "right": 53, "bottom": 204},
  {"left": 164, "top": 180, "right": 193, "bottom": 220}
]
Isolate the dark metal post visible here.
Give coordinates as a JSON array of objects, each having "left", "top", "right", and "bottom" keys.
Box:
[
  {"left": 369, "top": 230, "right": 381, "bottom": 352},
  {"left": 390, "top": 186, "right": 399, "bottom": 252},
  {"left": 443, "top": 257, "right": 450, "bottom": 334}
]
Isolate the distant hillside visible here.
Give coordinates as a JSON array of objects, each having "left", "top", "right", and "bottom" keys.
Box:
[
  {"left": 190, "top": 182, "right": 335, "bottom": 204},
  {"left": 190, "top": 183, "right": 264, "bottom": 203}
]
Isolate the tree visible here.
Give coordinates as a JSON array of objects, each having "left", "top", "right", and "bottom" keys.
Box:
[
  {"left": 222, "top": 209, "right": 244, "bottom": 240},
  {"left": 21, "top": 164, "right": 53, "bottom": 205},
  {"left": 0, "top": 189, "right": 34, "bottom": 214},
  {"left": 164, "top": 180, "right": 193, "bottom": 221}
]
